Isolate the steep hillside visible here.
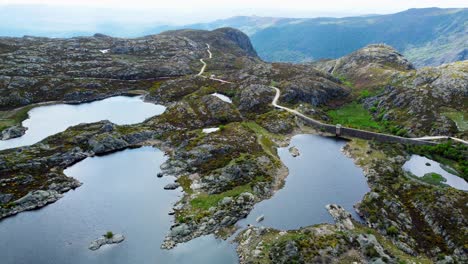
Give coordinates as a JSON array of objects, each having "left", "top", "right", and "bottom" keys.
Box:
[{"left": 313, "top": 44, "right": 468, "bottom": 138}]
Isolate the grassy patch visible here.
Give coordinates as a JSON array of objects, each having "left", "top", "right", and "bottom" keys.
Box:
[
  {"left": 441, "top": 109, "right": 468, "bottom": 132},
  {"left": 148, "top": 81, "right": 163, "bottom": 94},
  {"left": 0, "top": 105, "right": 34, "bottom": 131},
  {"left": 177, "top": 175, "right": 193, "bottom": 194},
  {"left": 347, "top": 139, "right": 386, "bottom": 166},
  {"left": 335, "top": 75, "right": 354, "bottom": 88},
  {"left": 408, "top": 141, "right": 467, "bottom": 180},
  {"left": 420, "top": 173, "right": 447, "bottom": 186},
  {"left": 190, "top": 184, "right": 252, "bottom": 210},
  {"left": 241, "top": 122, "right": 281, "bottom": 159},
  {"left": 327, "top": 102, "right": 382, "bottom": 131}
]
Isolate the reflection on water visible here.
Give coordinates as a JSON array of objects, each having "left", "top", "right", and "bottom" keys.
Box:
[{"left": 236, "top": 134, "right": 369, "bottom": 231}]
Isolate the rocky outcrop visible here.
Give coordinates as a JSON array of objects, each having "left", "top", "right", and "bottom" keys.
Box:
[
  {"left": 288, "top": 146, "right": 300, "bottom": 157},
  {"left": 238, "top": 84, "right": 275, "bottom": 114},
  {"left": 214, "top": 27, "right": 258, "bottom": 57},
  {"left": 345, "top": 140, "right": 468, "bottom": 262},
  {"left": 326, "top": 204, "right": 354, "bottom": 230},
  {"left": 163, "top": 183, "right": 180, "bottom": 190},
  {"left": 1, "top": 184, "right": 81, "bottom": 219},
  {"left": 364, "top": 61, "right": 468, "bottom": 136},
  {"left": 162, "top": 192, "right": 256, "bottom": 249},
  {"left": 0, "top": 28, "right": 259, "bottom": 109},
  {"left": 1, "top": 125, "right": 27, "bottom": 140},
  {"left": 315, "top": 44, "right": 414, "bottom": 89},
  {"left": 89, "top": 233, "right": 125, "bottom": 250}
]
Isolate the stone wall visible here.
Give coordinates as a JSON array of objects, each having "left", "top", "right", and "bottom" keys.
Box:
[{"left": 298, "top": 115, "right": 434, "bottom": 146}]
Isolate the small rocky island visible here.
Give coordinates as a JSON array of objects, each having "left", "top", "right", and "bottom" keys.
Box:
[
  {"left": 288, "top": 146, "right": 300, "bottom": 157},
  {"left": 88, "top": 232, "right": 125, "bottom": 251}
]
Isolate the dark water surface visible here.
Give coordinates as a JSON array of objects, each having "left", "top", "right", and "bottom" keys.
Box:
[
  {"left": 236, "top": 134, "right": 369, "bottom": 230},
  {"left": 0, "top": 147, "right": 238, "bottom": 264},
  {"left": 0, "top": 135, "right": 370, "bottom": 264},
  {"left": 0, "top": 96, "right": 166, "bottom": 150}
]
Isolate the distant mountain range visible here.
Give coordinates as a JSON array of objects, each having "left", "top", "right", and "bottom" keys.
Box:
[
  {"left": 181, "top": 8, "right": 467, "bottom": 67},
  {"left": 1, "top": 7, "right": 466, "bottom": 67}
]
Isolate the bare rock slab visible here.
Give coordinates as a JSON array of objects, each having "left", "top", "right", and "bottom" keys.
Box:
[{"left": 88, "top": 234, "right": 125, "bottom": 251}]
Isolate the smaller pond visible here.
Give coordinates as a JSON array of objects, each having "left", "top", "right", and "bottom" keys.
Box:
[
  {"left": 0, "top": 96, "right": 166, "bottom": 150},
  {"left": 235, "top": 134, "right": 369, "bottom": 231},
  {"left": 211, "top": 93, "right": 232, "bottom": 103},
  {"left": 403, "top": 155, "right": 468, "bottom": 191}
]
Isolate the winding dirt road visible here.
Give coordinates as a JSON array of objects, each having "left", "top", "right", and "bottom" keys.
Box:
[{"left": 197, "top": 44, "right": 467, "bottom": 145}]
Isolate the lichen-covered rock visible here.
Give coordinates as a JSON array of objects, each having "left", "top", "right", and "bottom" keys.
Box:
[
  {"left": 238, "top": 84, "right": 275, "bottom": 114},
  {"left": 1, "top": 125, "right": 27, "bottom": 140}
]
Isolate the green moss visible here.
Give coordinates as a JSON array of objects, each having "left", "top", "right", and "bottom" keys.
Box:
[
  {"left": 190, "top": 184, "right": 252, "bottom": 210},
  {"left": 386, "top": 226, "right": 399, "bottom": 236},
  {"left": 441, "top": 109, "right": 468, "bottom": 132},
  {"left": 177, "top": 175, "right": 193, "bottom": 194},
  {"left": 420, "top": 173, "right": 447, "bottom": 186},
  {"left": 335, "top": 75, "right": 354, "bottom": 88},
  {"left": 408, "top": 141, "right": 467, "bottom": 180},
  {"left": 0, "top": 105, "right": 35, "bottom": 131},
  {"left": 148, "top": 81, "right": 162, "bottom": 94},
  {"left": 241, "top": 122, "right": 282, "bottom": 160},
  {"left": 327, "top": 102, "right": 382, "bottom": 131}
]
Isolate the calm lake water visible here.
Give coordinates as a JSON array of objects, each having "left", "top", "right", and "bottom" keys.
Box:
[
  {"left": 0, "top": 133, "right": 370, "bottom": 263},
  {"left": 403, "top": 155, "right": 468, "bottom": 191},
  {"left": 236, "top": 134, "right": 369, "bottom": 230},
  {"left": 0, "top": 96, "right": 166, "bottom": 150},
  {"left": 0, "top": 147, "right": 238, "bottom": 264}
]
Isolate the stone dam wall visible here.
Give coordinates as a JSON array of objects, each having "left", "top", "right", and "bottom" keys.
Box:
[{"left": 297, "top": 115, "right": 434, "bottom": 146}]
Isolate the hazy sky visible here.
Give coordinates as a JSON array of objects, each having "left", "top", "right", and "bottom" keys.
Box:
[
  {"left": 1, "top": 0, "right": 466, "bottom": 22},
  {"left": 0, "top": 0, "right": 466, "bottom": 37}
]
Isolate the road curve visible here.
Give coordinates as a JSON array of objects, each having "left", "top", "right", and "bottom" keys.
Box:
[
  {"left": 197, "top": 44, "right": 233, "bottom": 84},
  {"left": 196, "top": 45, "right": 467, "bottom": 145}
]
